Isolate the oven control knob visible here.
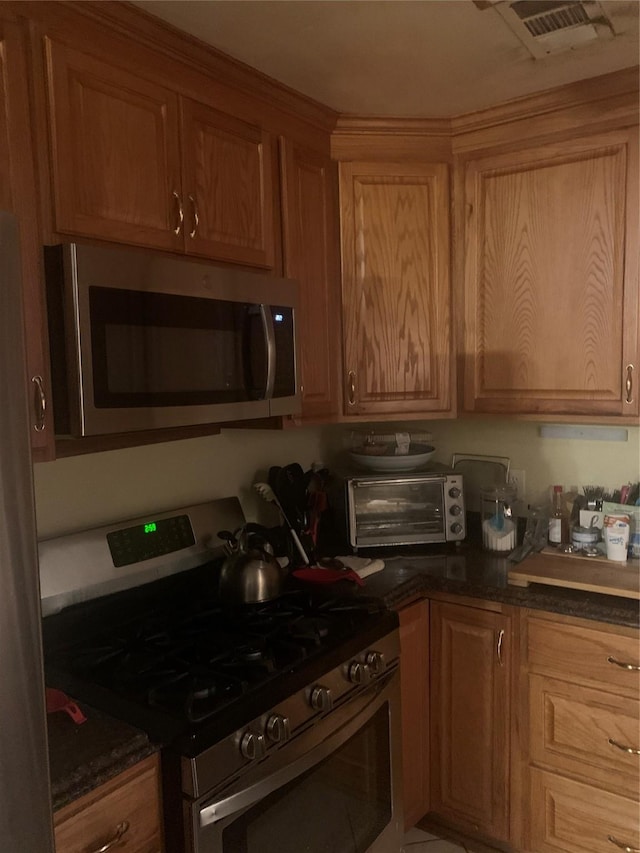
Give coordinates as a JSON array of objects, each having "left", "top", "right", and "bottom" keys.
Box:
[
  {"left": 240, "top": 731, "right": 267, "bottom": 761},
  {"left": 309, "top": 685, "right": 333, "bottom": 712},
  {"left": 449, "top": 487, "right": 461, "bottom": 499},
  {"left": 265, "top": 714, "right": 291, "bottom": 744},
  {"left": 365, "top": 651, "right": 386, "bottom": 675},
  {"left": 449, "top": 504, "right": 462, "bottom": 516},
  {"left": 348, "top": 662, "right": 372, "bottom": 685},
  {"left": 450, "top": 522, "right": 463, "bottom": 534}
]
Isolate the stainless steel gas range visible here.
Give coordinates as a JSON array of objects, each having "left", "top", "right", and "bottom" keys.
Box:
[{"left": 40, "top": 499, "right": 404, "bottom": 853}]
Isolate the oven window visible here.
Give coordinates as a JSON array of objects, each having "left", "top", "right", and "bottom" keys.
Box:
[
  {"left": 222, "top": 705, "right": 391, "bottom": 853},
  {"left": 354, "top": 479, "right": 444, "bottom": 543}
]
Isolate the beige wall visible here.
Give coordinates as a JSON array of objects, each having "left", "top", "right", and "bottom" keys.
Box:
[{"left": 34, "top": 419, "right": 639, "bottom": 539}]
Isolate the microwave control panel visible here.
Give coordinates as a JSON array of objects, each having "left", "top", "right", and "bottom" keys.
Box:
[{"left": 443, "top": 474, "right": 466, "bottom": 541}]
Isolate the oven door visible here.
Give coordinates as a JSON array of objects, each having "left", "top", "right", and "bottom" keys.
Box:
[{"left": 189, "top": 669, "right": 402, "bottom": 853}]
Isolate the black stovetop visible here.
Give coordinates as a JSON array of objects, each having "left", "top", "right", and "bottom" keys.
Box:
[{"left": 42, "top": 562, "right": 398, "bottom": 756}]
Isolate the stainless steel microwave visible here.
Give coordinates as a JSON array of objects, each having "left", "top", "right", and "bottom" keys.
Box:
[
  {"left": 44, "top": 243, "right": 300, "bottom": 436},
  {"left": 345, "top": 471, "right": 465, "bottom": 549}
]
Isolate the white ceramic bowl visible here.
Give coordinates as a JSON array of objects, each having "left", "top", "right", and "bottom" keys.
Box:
[{"left": 349, "top": 444, "right": 436, "bottom": 472}]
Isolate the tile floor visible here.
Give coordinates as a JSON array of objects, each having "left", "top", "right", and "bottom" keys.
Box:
[{"left": 401, "top": 827, "right": 472, "bottom": 853}]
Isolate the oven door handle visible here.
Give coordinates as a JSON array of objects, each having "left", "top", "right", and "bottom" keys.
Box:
[{"left": 199, "top": 670, "right": 396, "bottom": 827}]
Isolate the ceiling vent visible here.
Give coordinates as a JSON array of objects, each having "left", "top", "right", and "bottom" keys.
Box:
[{"left": 475, "top": 1, "right": 616, "bottom": 58}]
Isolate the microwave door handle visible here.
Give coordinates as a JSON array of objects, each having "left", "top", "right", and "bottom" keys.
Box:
[{"left": 260, "top": 305, "right": 276, "bottom": 399}]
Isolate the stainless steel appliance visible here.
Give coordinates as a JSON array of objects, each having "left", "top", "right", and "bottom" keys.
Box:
[
  {"left": 345, "top": 471, "right": 465, "bottom": 550},
  {"left": 0, "top": 211, "right": 55, "bottom": 850},
  {"left": 44, "top": 242, "right": 300, "bottom": 436},
  {"left": 39, "top": 499, "right": 403, "bottom": 853}
]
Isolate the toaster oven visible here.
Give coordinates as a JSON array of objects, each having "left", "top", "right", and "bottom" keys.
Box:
[{"left": 345, "top": 471, "right": 465, "bottom": 550}]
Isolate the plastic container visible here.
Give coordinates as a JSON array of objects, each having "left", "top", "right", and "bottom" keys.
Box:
[{"left": 481, "top": 485, "right": 517, "bottom": 553}]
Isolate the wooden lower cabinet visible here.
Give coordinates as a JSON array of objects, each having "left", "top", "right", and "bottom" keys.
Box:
[
  {"left": 529, "top": 769, "right": 640, "bottom": 853},
  {"left": 54, "top": 754, "right": 163, "bottom": 853},
  {"left": 429, "top": 600, "right": 512, "bottom": 844},
  {"left": 398, "top": 599, "right": 430, "bottom": 830},
  {"left": 524, "top": 611, "right": 640, "bottom": 853}
]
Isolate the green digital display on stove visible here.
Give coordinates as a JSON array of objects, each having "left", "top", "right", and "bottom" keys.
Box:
[{"left": 106, "top": 514, "right": 195, "bottom": 567}]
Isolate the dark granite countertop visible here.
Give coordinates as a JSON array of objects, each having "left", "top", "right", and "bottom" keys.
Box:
[
  {"left": 47, "top": 700, "right": 159, "bottom": 812},
  {"left": 358, "top": 541, "right": 640, "bottom": 629},
  {"left": 46, "top": 541, "right": 637, "bottom": 813}
]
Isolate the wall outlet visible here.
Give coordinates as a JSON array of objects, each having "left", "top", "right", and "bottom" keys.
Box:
[{"left": 509, "top": 468, "right": 526, "bottom": 499}]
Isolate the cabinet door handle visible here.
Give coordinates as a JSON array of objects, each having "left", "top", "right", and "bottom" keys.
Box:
[
  {"left": 607, "top": 656, "right": 640, "bottom": 671},
  {"left": 607, "top": 835, "right": 640, "bottom": 853},
  {"left": 496, "top": 629, "right": 505, "bottom": 667},
  {"left": 347, "top": 371, "right": 356, "bottom": 406},
  {"left": 625, "top": 364, "right": 634, "bottom": 404},
  {"left": 31, "top": 375, "right": 46, "bottom": 432},
  {"left": 608, "top": 737, "right": 640, "bottom": 756},
  {"left": 188, "top": 194, "right": 199, "bottom": 239},
  {"left": 86, "top": 821, "right": 130, "bottom": 853},
  {"left": 172, "top": 191, "right": 184, "bottom": 235}
]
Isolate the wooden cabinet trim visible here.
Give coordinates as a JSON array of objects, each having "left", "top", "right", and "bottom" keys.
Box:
[{"left": 399, "top": 599, "right": 430, "bottom": 830}]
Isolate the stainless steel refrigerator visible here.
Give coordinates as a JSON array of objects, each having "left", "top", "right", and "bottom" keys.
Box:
[{"left": 0, "top": 211, "right": 55, "bottom": 850}]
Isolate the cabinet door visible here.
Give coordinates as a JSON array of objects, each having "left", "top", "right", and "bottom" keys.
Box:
[
  {"left": 44, "top": 39, "right": 183, "bottom": 251},
  {"left": 181, "top": 97, "right": 276, "bottom": 269},
  {"left": 398, "top": 599, "right": 430, "bottom": 831},
  {"left": 280, "top": 140, "right": 341, "bottom": 420},
  {"left": 462, "top": 131, "right": 639, "bottom": 417},
  {"left": 430, "top": 601, "right": 511, "bottom": 842},
  {"left": 1, "top": 15, "right": 54, "bottom": 459},
  {"left": 339, "top": 162, "right": 452, "bottom": 416}
]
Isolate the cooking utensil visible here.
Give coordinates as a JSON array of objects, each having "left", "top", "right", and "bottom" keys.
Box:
[
  {"left": 254, "top": 482, "right": 310, "bottom": 565},
  {"left": 45, "top": 688, "right": 87, "bottom": 724},
  {"left": 217, "top": 525, "right": 286, "bottom": 604}
]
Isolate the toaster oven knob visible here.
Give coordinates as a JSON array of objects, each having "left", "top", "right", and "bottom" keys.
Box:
[
  {"left": 448, "top": 487, "right": 461, "bottom": 499},
  {"left": 365, "top": 651, "right": 386, "bottom": 675},
  {"left": 450, "top": 522, "right": 463, "bottom": 535},
  {"left": 449, "top": 504, "right": 462, "bottom": 516},
  {"left": 309, "top": 685, "right": 333, "bottom": 712},
  {"left": 265, "top": 714, "right": 291, "bottom": 744},
  {"left": 240, "top": 731, "right": 267, "bottom": 761},
  {"left": 348, "top": 662, "right": 372, "bottom": 685}
]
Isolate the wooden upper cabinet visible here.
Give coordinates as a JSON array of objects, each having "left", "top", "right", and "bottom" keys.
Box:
[
  {"left": 43, "top": 39, "right": 278, "bottom": 268},
  {"left": 280, "top": 140, "right": 341, "bottom": 420},
  {"left": 339, "top": 162, "right": 452, "bottom": 417},
  {"left": 430, "top": 601, "right": 511, "bottom": 843},
  {"left": 44, "top": 38, "right": 184, "bottom": 251},
  {"left": 462, "top": 130, "right": 639, "bottom": 418},
  {"left": 181, "top": 98, "right": 275, "bottom": 269},
  {"left": 1, "top": 14, "right": 54, "bottom": 459}
]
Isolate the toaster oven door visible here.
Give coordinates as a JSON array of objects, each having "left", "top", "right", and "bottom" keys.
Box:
[{"left": 348, "top": 477, "right": 449, "bottom": 548}]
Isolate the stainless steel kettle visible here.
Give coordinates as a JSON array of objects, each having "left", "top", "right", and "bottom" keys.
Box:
[{"left": 218, "top": 524, "right": 286, "bottom": 605}]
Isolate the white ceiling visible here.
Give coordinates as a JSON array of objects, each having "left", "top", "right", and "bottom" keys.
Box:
[{"left": 132, "top": 0, "right": 639, "bottom": 117}]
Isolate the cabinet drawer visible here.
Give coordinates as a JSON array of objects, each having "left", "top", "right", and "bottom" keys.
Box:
[
  {"left": 54, "top": 755, "right": 162, "bottom": 853},
  {"left": 530, "top": 768, "right": 640, "bottom": 853},
  {"left": 530, "top": 674, "right": 640, "bottom": 795},
  {"left": 527, "top": 617, "right": 640, "bottom": 696}
]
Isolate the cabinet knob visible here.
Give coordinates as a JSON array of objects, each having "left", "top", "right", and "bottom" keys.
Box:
[
  {"left": 188, "top": 193, "right": 199, "bottom": 239},
  {"left": 86, "top": 821, "right": 130, "bottom": 853},
  {"left": 607, "top": 835, "right": 640, "bottom": 853},
  {"left": 347, "top": 371, "right": 356, "bottom": 406},
  {"left": 625, "top": 364, "right": 634, "bottom": 404},
  {"left": 31, "top": 375, "right": 46, "bottom": 432},
  {"left": 172, "top": 191, "right": 184, "bottom": 235}
]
